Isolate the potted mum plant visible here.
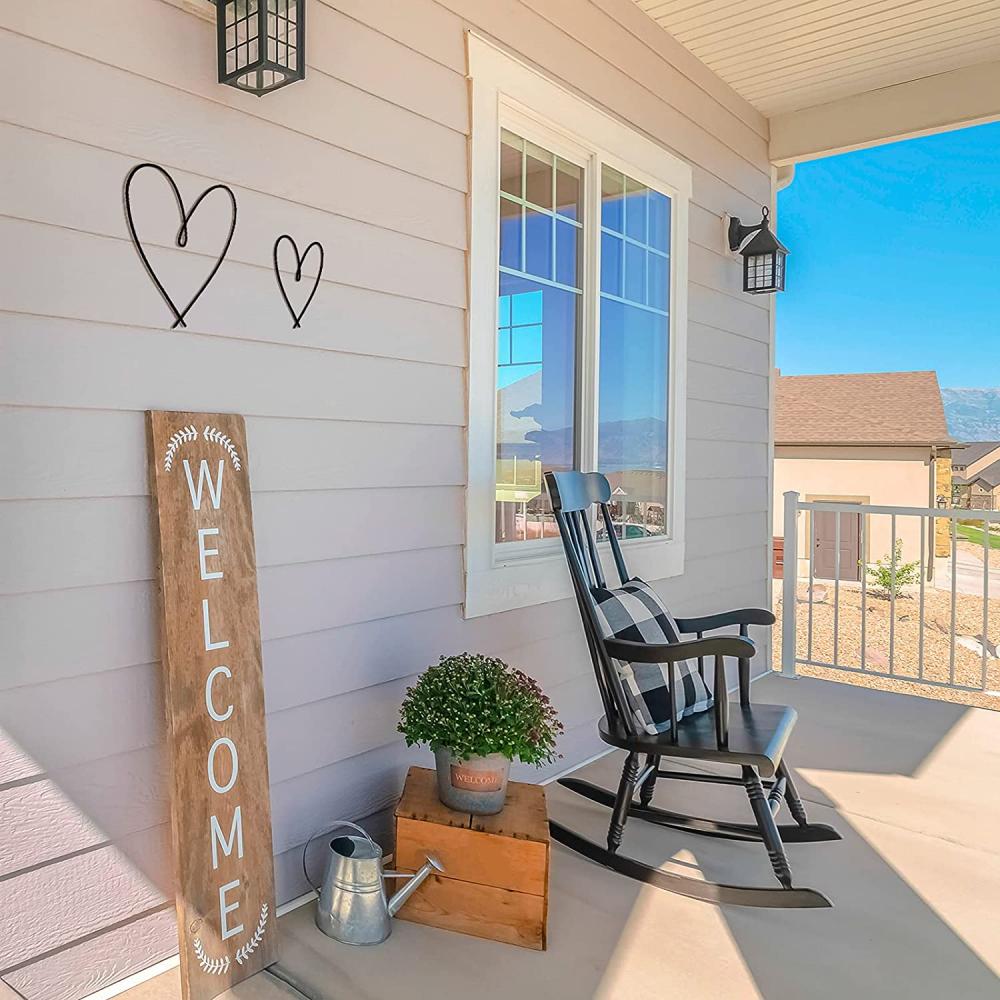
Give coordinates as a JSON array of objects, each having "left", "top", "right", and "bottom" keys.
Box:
[{"left": 398, "top": 653, "right": 562, "bottom": 815}]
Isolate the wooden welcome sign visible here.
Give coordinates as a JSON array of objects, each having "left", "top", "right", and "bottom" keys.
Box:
[{"left": 147, "top": 411, "right": 277, "bottom": 1000}]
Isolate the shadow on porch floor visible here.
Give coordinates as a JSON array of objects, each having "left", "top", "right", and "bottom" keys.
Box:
[{"left": 126, "top": 675, "right": 1000, "bottom": 1000}]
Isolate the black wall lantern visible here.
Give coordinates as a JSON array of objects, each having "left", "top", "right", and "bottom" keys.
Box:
[
  {"left": 216, "top": 0, "right": 305, "bottom": 97},
  {"left": 727, "top": 206, "right": 788, "bottom": 294}
]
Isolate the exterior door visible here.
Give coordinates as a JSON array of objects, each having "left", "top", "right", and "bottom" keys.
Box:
[{"left": 813, "top": 509, "right": 861, "bottom": 582}]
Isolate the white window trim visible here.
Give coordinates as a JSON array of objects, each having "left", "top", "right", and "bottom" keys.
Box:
[{"left": 464, "top": 33, "right": 692, "bottom": 619}]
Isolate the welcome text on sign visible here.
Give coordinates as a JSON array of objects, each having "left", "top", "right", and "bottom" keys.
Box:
[{"left": 148, "top": 412, "right": 277, "bottom": 1000}]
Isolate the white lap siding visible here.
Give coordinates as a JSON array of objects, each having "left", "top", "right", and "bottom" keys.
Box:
[{"left": 0, "top": 1, "right": 773, "bottom": 996}]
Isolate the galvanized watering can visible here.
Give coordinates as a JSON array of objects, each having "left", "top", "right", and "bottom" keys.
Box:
[{"left": 304, "top": 821, "right": 443, "bottom": 946}]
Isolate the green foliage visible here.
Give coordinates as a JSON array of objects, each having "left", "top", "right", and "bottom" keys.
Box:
[
  {"left": 398, "top": 653, "right": 563, "bottom": 766},
  {"left": 861, "top": 540, "right": 921, "bottom": 597}
]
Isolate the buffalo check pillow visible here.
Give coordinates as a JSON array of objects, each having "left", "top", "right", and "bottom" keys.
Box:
[{"left": 590, "top": 578, "right": 713, "bottom": 736}]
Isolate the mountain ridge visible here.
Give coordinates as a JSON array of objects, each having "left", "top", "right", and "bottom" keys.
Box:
[{"left": 942, "top": 387, "right": 1000, "bottom": 442}]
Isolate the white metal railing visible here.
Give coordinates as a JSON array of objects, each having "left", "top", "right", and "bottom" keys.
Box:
[{"left": 780, "top": 491, "right": 1000, "bottom": 695}]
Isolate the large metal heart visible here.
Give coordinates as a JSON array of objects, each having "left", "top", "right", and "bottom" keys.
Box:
[{"left": 123, "top": 162, "right": 238, "bottom": 329}]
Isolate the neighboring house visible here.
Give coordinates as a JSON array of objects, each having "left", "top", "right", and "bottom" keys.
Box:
[
  {"left": 772, "top": 371, "right": 955, "bottom": 580},
  {"left": 952, "top": 441, "right": 1000, "bottom": 509}
]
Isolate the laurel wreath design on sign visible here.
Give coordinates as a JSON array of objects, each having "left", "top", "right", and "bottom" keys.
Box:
[
  {"left": 203, "top": 425, "right": 242, "bottom": 471},
  {"left": 163, "top": 424, "right": 198, "bottom": 472},
  {"left": 193, "top": 936, "right": 230, "bottom": 977},
  {"left": 235, "top": 902, "right": 269, "bottom": 965},
  {"left": 192, "top": 903, "right": 268, "bottom": 976}
]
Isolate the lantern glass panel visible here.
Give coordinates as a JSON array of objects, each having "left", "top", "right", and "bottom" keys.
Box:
[
  {"left": 218, "top": 0, "right": 305, "bottom": 96},
  {"left": 744, "top": 249, "right": 786, "bottom": 294}
]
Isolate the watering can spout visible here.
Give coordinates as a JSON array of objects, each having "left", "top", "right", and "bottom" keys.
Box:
[{"left": 386, "top": 855, "right": 444, "bottom": 916}]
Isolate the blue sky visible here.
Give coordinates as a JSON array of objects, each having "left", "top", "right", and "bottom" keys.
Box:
[{"left": 776, "top": 120, "right": 1000, "bottom": 388}]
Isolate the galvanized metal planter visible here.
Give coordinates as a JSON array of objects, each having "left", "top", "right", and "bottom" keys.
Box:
[{"left": 434, "top": 748, "right": 511, "bottom": 814}]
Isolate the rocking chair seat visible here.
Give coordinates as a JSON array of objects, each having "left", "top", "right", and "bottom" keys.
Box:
[
  {"left": 542, "top": 470, "right": 840, "bottom": 908},
  {"left": 598, "top": 702, "right": 797, "bottom": 778}
]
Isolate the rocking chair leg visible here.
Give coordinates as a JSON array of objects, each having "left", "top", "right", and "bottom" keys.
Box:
[
  {"left": 638, "top": 754, "right": 659, "bottom": 808},
  {"left": 743, "top": 766, "right": 793, "bottom": 889},
  {"left": 608, "top": 752, "right": 640, "bottom": 854},
  {"left": 777, "top": 759, "right": 810, "bottom": 828}
]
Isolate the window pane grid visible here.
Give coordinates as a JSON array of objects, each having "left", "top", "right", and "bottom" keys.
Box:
[
  {"left": 494, "top": 131, "right": 673, "bottom": 548},
  {"left": 498, "top": 266, "right": 582, "bottom": 297},
  {"left": 598, "top": 167, "right": 671, "bottom": 541},
  {"left": 495, "top": 131, "right": 582, "bottom": 544}
]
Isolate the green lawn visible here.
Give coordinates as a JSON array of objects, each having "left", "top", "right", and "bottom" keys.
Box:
[{"left": 956, "top": 523, "right": 1000, "bottom": 550}]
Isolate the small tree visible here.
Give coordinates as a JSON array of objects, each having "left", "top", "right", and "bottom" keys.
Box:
[{"left": 861, "top": 540, "right": 920, "bottom": 598}]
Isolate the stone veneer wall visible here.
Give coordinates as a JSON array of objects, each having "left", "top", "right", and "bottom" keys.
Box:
[{"left": 936, "top": 454, "right": 953, "bottom": 556}]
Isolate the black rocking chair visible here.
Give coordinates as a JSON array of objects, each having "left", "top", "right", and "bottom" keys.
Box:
[{"left": 545, "top": 471, "right": 841, "bottom": 908}]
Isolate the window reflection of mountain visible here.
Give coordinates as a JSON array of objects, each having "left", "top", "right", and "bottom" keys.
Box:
[{"left": 496, "top": 369, "right": 668, "bottom": 521}]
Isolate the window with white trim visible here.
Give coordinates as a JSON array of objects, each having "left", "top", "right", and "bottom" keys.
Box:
[{"left": 465, "top": 36, "right": 691, "bottom": 618}]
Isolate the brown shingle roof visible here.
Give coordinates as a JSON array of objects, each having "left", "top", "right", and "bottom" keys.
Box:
[{"left": 775, "top": 371, "right": 954, "bottom": 446}]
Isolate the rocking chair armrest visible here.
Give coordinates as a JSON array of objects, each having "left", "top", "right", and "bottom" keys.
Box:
[
  {"left": 605, "top": 635, "right": 755, "bottom": 664},
  {"left": 674, "top": 608, "right": 776, "bottom": 634}
]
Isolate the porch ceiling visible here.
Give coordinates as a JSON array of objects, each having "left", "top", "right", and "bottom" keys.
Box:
[
  {"left": 631, "top": 1, "right": 1000, "bottom": 163},
  {"left": 633, "top": 0, "right": 1000, "bottom": 116}
]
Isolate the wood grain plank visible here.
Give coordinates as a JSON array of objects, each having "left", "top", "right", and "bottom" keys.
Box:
[
  {"left": 0, "top": 486, "right": 464, "bottom": 595},
  {"left": 306, "top": 0, "right": 468, "bottom": 132},
  {"left": 689, "top": 282, "right": 771, "bottom": 343},
  {"left": 687, "top": 477, "right": 769, "bottom": 520},
  {"left": 687, "top": 398, "right": 769, "bottom": 443},
  {"left": 0, "top": 779, "right": 107, "bottom": 879},
  {"left": 0, "top": 827, "right": 171, "bottom": 972},
  {"left": 0, "top": 220, "right": 465, "bottom": 367},
  {"left": 688, "top": 321, "right": 771, "bottom": 375},
  {"left": 0, "top": 409, "right": 466, "bottom": 501},
  {"left": 394, "top": 875, "right": 546, "bottom": 950},
  {"left": 519, "top": 0, "right": 768, "bottom": 164},
  {"left": 0, "top": 606, "right": 590, "bottom": 786},
  {"left": 687, "top": 439, "right": 769, "bottom": 481},
  {"left": 0, "top": 124, "right": 467, "bottom": 313},
  {"left": 396, "top": 816, "right": 541, "bottom": 893},
  {"left": 0, "top": 744, "right": 169, "bottom": 844},
  {"left": 2, "top": 0, "right": 468, "bottom": 190},
  {"left": 689, "top": 360, "right": 769, "bottom": 410},
  {"left": 258, "top": 545, "right": 464, "bottom": 642},
  {"left": 1, "top": 665, "right": 163, "bottom": 775},
  {"left": 316, "top": 0, "right": 467, "bottom": 74},
  {"left": 147, "top": 411, "right": 277, "bottom": 998},
  {"left": 0, "top": 550, "right": 579, "bottom": 696},
  {"left": 0, "top": 31, "right": 466, "bottom": 248},
  {"left": 586, "top": 0, "right": 768, "bottom": 138},
  {"left": 0, "top": 312, "right": 465, "bottom": 427},
  {"left": 2, "top": 907, "right": 177, "bottom": 1000},
  {"left": 439, "top": 0, "right": 770, "bottom": 205}
]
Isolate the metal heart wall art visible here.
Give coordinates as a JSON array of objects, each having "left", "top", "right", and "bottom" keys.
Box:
[
  {"left": 124, "top": 162, "right": 238, "bottom": 329},
  {"left": 272, "top": 234, "right": 325, "bottom": 329}
]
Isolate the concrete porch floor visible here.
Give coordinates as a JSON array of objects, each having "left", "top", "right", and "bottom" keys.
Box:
[{"left": 126, "top": 674, "right": 1000, "bottom": 1000}]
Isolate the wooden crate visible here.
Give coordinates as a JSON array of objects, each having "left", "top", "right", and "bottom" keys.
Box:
[{"left": 393, "top": 766, "right": 550, "bottom": 950}]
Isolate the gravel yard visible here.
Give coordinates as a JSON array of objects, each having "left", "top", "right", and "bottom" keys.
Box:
[{"left": 774, "top": 581, "right": 1000, "bottom": 710}]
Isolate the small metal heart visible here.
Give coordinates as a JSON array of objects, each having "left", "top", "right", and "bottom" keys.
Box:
[
  {"left": 123, "top": 162, "right": 238, "bottom": 329},
  {"left": 273, "top": 234, "right": 324, "bottom": 329}
]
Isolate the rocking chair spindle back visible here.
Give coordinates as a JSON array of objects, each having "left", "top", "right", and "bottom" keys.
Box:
[{"left": 543, "top": 471, "right": 841, "bottom": 909}]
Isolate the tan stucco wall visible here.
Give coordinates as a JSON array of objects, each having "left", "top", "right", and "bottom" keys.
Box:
[{"left": 774, "top": 446, "right": 934, "bottom": 578}]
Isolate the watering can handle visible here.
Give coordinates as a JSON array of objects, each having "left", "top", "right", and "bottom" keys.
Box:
[{"left": 301, "top": 821, "right": 377, "bottom": 893}]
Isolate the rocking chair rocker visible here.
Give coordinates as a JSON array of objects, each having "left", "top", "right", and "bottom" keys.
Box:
[{"left": 545, "top": 471, "right": 840, "bottom": 908}]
